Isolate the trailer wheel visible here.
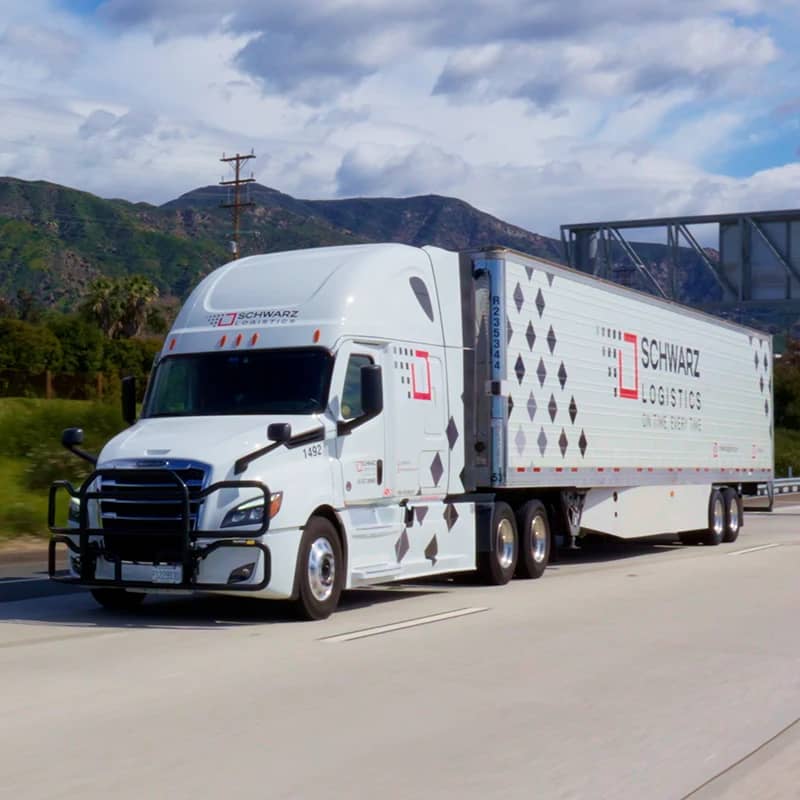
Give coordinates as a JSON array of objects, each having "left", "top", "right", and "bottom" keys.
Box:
[
  {"left": 722, "top": 488, "right": 743, "bottom": 543},
  {"left": 700, "top": 489, "right": 725, "bottom": 546},
  {"left": 478, "top": 502, "right": 518, "bottom": 585},
  {"left": 292, "top": 516, "right": 343, "bottom": 620},
  {"left": 515, "top": 500, "right": 550, "bottom": 579},
  {"left": 91, "top": 589, "right": 145, "bottom": 611}
]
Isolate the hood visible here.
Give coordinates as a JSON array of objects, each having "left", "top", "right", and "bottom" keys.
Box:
[{"left": 99, "top": 415, "right": 325, "bottom": 479}]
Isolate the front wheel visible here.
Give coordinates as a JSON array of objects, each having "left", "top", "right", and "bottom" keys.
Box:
[
  {"left": 515, "top": 500, "right": 550, "bottom": 579},
  {"left": 292, "top": 517, "right": 343, "bottom": 620},
  {"left": 91, "top": 588, "right": 146, "bottom": 611},
  {"left": 477, "top": 502, "right": 518, "bottom": 585}
]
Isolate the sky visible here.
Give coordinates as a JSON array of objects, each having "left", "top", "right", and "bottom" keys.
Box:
[{"left": 0, "top": 0, "right": 799, "bottom": 237}]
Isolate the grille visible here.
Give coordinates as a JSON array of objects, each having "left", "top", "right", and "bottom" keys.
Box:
[{"left": 99, "top": 464, "right": 208, "bottom": 563}]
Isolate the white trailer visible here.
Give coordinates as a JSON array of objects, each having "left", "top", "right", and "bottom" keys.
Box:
[{"left": 49, "top": 244, "right": 774, "bottom": 618}]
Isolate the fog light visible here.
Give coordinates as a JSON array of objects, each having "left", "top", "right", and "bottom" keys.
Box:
[{"left": 228, "top": 562, "right": 256, "bottom": 584}]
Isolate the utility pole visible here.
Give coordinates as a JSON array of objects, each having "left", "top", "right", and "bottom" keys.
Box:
[{"left": 219, "top": 150, "right": 256, "bottom": 259}]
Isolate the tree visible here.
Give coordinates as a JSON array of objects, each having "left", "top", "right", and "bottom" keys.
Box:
[
  {"left": 80, "top": 275, "right": 159, "bottom": 339},
  {"left": 46, "top": 315, "right": 104, "bottom": 373},
  {"left": 0, "top": 319, "right": 62, "bottom": 373}
]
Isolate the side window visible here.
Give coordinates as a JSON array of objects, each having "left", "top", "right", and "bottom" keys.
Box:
[{"left": 341, "top": 354, "right": 373, "bottom": 419}]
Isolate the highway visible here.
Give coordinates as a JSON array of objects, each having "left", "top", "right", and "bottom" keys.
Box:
[{"left": 1, "top": 508, "right": 799, "bottom": 800}]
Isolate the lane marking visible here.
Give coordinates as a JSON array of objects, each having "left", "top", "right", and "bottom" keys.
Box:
[
  {"left": 0, "top": 577, "right": 50, "bottom": 585},
  {"left": 727, "top": 543, "right": 782, "bottom": 556},
  {"left": 321, "top": 606, "right": 489, "bottom": 643}
]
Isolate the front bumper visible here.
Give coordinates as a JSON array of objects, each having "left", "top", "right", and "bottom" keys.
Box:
[{"left": 48, "top": 468, "right": 272, "bottom": 592}]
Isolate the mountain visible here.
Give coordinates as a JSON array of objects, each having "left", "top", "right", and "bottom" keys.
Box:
[{"left": 0, "top": 177, "right": 564, "bottom": 311}]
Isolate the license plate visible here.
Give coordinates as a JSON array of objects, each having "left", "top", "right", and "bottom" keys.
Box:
[{"left": 151, "top": 564, "right": 182, "bottom": 584}]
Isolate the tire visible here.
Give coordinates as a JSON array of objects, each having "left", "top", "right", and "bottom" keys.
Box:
[
  {"left": 722, "top": 488, "right": 743, "bottom": 543},
  {"left": 515, "top": 500, "right": 550, "bottom": 579},
  {"left": 292, "top": 516, "right": 343, "bottom": 620},
  {"left": 700, "top": 488, "right": 725, "bottom": 546},
  {"left": 91, "top": 588, "right": 146, "bottom": 611},
  {"left": 477, "top": 502, "right": 518, "bottom": 585}
]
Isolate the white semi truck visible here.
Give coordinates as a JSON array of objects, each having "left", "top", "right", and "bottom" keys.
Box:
[{"left": 49, "top": 244, "right": 774, "bottom": 618}]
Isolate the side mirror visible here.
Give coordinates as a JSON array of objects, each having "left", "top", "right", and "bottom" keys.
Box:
[
  {"left": 360, "top": 364, "right": 383, "bottom": 417},
  {"left": 60, "top": 427, "right": 97, "bottom": 466},
  {"left": 268, "top": 422, "right": 292, "bottom": 444},
  {"left": 121, "top": 376, "right": 137, "bottom": 425},
  {"left": 62, "top": 427, "right": 84, "bottom": 448}
]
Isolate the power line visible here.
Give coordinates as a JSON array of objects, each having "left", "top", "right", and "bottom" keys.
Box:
[{"left": 219, "top": 150, "right": 256, "bottom": 259}]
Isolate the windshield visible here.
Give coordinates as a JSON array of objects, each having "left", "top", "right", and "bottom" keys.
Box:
[{"left": 143, "top": 348, "right": 333, "bottom": 417}]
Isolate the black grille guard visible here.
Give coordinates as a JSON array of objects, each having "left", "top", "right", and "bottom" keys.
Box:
[{"left": 48, "top": 468, "right": 271, "bottom": 591}]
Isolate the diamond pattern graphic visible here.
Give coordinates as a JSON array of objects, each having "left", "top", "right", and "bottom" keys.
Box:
[
  {"left": 525, "top": 266, "right": 534, "bottom": 281},
  {"left": 579, "top": 429, "right": 588, "bottom": 457},
  {"left": 444, "top": 503, "right": 459, "bottom": 531},
  {"left": 537, "top": 357, "right": 547, "bottom": 387},
  {"left": 547, "top": 325, "right": 557, "bottom": 354},
  {"left": 569, "top": 396, "right": 578, "bottom": 423},
  {"left": 760, "top": 376, "right": 764, "bottom": 393},
  {"left": 508, "top": 395, "right": 514, "bottom": 417},
  {"left": 546, "top": 272, "right": 554, "bottom": 287},
  {"left": 507, "top": 316, "right": 514, "bottom": 345},
  {"left": 537, "top": 427, "right": 548, "bottom": 456},
  {"left": 558, "top": 362, "right": 568, "bottom": 389},
  {"left": 515, "top": 354, "right": 526, "bottom": 384},
  {"left": 548, "top": 393, "right": 558, "bottom": 422},
  {"left": 430, "top": 453, "right": 444, "bottom": 486},
  {"left": 754, "top": 352, "right": 759, "bottom": 369},
  {"left": 527, "top": 391, "right": 537, "bottom": 421},
  {"left": 515, "top": 426, "right": 527, "bottom": 456},
  {"left": 765, "top": 399, "right": 769, "bottom": 416},
  {"left": 526, "top": 321, "right": 536, "bottom": 351},
  {"left": 535, "top": 288, "right": 546, "bottom": 317},
  {"left": 514, "top": 283, "right": 525, "bottom": 313},
  {"left": 424, "top": 536, "right": 438, "bottom": 565},
  {"left": 446, "top": 417, "right": 459, "bottom": 450},
  {"left": 415, "top": 506, "right": 429, "bottom": 525},
  {"left": 559, "top": 428, "right": 568, "bottom": 457},
  {"left": 395, "top": 530, "right": 410, "bottom": 562},
  {"left": 764, "top": 353, "right": 768, "bottom": 370}
]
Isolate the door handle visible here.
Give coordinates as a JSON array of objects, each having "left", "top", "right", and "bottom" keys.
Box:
[{"left": 377, "top": 459, "right": 383, "bottom": 485}]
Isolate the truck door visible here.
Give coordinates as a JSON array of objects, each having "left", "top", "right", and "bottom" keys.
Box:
[{"left": 334, "top": 343, "right": 388, "bottom": 505}]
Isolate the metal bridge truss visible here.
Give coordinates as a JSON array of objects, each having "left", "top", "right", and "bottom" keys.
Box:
[{"left": 560, "top": 211, "right": 800, "bottom": 324}]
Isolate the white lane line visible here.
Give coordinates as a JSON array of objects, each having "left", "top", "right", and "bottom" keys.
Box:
[
  {"left": 321, "top": 606, "right": 489, "bottom": 643},
  {"left": 727, "top": 543, "right": 782, "bottom": 556},
  {"left": 0, "top": 576, "right": 49, "bottom": 585}
]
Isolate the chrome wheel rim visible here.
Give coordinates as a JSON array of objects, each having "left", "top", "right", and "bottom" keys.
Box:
[
  {"left": 497, "top": 518, "right": 515, "bottom": 569},
  {"left": 712, "top": 497, "right": 725, "bottom": 537},
  {"left": 308, "top": 537, "right": 336, "bottom": 602},
  {"left": 531, "top": 515, "right": 547, "bottom": 563},
  {"left": 728, "top": 497, "right": 739, "bottom": 533}
]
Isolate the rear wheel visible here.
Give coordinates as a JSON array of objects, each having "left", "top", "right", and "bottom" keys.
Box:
[
  {"left": 722, "top": 488, "right": 743, "bottom": 543},
  {"left": 292, "top": 516, "right": 343, "bottom": 620},
  {"left": 91, "top": 588, "right": 146, "bottom": 611},
  {"left": 477, "top": 502, "right": 518, "bottom": 585},
  {"left": 700, "top": 489, "right": 725, "bottom": 546},
  {"left": 515, "top": 500, "right": 550, "bottom": 579}
]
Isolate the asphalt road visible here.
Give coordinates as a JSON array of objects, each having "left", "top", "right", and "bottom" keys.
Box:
[{"left": 1, "top": 509, "right": 799, "bottom": 800}]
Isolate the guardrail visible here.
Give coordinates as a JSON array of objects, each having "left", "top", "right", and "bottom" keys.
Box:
[{"left": 757, "top": 477, "right": 800, "bottom": 497}]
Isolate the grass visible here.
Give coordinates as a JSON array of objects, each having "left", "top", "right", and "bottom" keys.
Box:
[{"left": 0, "top": 397, "right": 125, "bottom": 540}]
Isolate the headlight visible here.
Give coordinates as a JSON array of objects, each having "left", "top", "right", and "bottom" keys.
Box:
[
  {"left": 221, "top": 492, "right": 283, "bottom": 528},
  {"left": 68, "top": 498, "right": 81, "bottom": 525}
]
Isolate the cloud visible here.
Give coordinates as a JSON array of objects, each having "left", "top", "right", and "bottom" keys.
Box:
[
  {"left": 335, "top": 142, "right": 470, "bottom": 197},
  {"left": 0, "top": 22, "right": 83, "bottom": 74}
]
